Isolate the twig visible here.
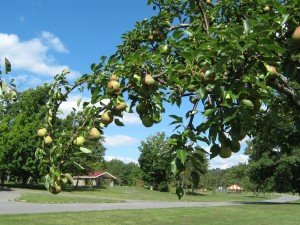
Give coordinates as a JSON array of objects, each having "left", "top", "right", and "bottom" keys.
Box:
[{"left": 195, "top": 0, "right": 210, "bottom": 33}]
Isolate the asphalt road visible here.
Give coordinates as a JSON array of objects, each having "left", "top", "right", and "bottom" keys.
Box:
[{"left": 0, "top": 189, "right": 298, "bottom": 215}]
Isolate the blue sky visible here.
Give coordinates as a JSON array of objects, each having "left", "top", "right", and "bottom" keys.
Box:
[{"left": 0, "top": 0, "right": 248, "bottom": 169}]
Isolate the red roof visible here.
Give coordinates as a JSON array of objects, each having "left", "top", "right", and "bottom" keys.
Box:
[
  {"left": 88, "top": 171, "right": 105, "bottom": 177},
  {"left": 75, "top": 171, "right": 117, "bottom": 180}
]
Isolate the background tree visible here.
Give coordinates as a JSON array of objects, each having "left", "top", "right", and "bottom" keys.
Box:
[
  {"left": 0, "top": 85, "right": 49, "bottom": 184},
  {"left": 104, "top": 159, "right": 141, "bottom": 186},
  {"left": 138, "top": 132, "right": 173, "bottom": 191},
  {"left": 246, "top": 96, "right": 300, "bottom": 194}
]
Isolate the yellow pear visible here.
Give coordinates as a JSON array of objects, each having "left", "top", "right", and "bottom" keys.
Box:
[
  {"left": 44, "top": 135, "right": 53, "bottom": 145},
  {"left": 265, "top": 64, "right": 278, "bottom": 75},
  {"left": 101, "top": 111, "right": 114, "bottom": 125},
  {"left": 37, "top": 128, "right": 47, "bottom": 137},
  {"left": 143, "top": 74, "right": 155, "bottom": 86},
  {"left": 73, "top": 136, "right": 85, "bottom": 146},
  {"left": 292, "top": 26, "right": 300, "bottom": 47},
  {"left": 116, "top": 101, "right": 127, "bottom": 112},
  {"left": 263, "top": 5, "right": 270, "bottom": 12},
  {"left": 89, "top": 128, "right": 101, "bottom": 140},
  {"left": 107, "top": 80, "right": 120, "bottom": 93}
]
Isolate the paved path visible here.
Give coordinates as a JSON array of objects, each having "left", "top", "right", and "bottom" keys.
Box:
[{"left": 0, "top": 189, "right": 298, "bottom": 215}]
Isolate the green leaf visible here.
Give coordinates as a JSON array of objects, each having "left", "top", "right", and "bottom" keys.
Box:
[
  {"left": 114, "top": 118, "right": 125, "bottom": 126},
  {"left": 79, "top": 147, "right": 92, "bottom": 154},
  {"left": 190, "top": 171, "right": 200, "bottom": 187},
  {"left": 176, "top": 186, "right": 184, "bottom": 200},
  {"left": 280, "top": 14, "right": 289, "bottom": 26},
  {"left": 171, "top": 159, "right": 178, "bottom": 175},
  {"left": 181, "top": 52, "right": 193, "bottom": 61},
  {"left": 203, "top": 108, "right": 215, "bottom": 116},
  {"left": 176, "top": 149, "right": 188, "bottom": 164},
  {"left": 197, "top": 87, "right": 206, "bottom": 99},
  {"left": 73, "top": 161, "right": 84, "bottom": 170},
  {"left": 242, "top": 19, "right": 251, "bottom": 34},
  {"left": 223, "top": 110, "right": 237, "bottom": 124},
  {"left": 169, "top": 114, "right": 183, "bottom": 123},
  {"left": 5, "top": 58, "right": 11, "bottom": 74}
]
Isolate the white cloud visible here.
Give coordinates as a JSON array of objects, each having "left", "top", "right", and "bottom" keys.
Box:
[
  {"left": 121, "top": 113, "right": 142, "bottom": 125},
  {"left": 59, "top": 94, "right": 90, "bottom": 116},
  {"left": 104, "top": 135, "right": 139, "bottom": 147},
  {"left": 209, "top": 153, "right": 249, "bottom": 169},
  {"left": 0, "top": 32, "right": 79, "bottom": 78},
  {"left": 40, "top": 31, "right": 68, "bottom": 53},
  {"left": 105, "top": 156, "right": 139, "bottom": 164}
]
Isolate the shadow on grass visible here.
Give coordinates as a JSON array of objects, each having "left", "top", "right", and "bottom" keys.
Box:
[
  {"left": 185, "top": 191, "right": 207, "bottom": 196},
  {"left": 234, "top": 201, "right": 300, "bottom": 205}
]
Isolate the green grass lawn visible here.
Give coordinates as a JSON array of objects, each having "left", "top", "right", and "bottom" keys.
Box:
[
  {"left": 0, "top": 203, "right": 299, "bottom": 225},
  {"left": 17, "top": 186, "right": 278, "bottom": 203}
]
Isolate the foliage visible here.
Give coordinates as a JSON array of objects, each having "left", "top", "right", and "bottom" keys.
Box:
[
  {"left": 103, "top": 159, "right": 141, "bottom": 186},
  {"left": 37, "top": 0, "right": 300, "bottom": 195},
  {"left": 0, "top": 86, "right": 49, "bottom": 184},
  {"left": 246, "top": 96, "right": 300, "bottom": 194},
  {"left": 138, "top": 132, "right": 173, "bottom": 191}
]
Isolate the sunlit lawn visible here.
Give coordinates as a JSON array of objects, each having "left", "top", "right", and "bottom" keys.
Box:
[
  {"left": 17, "top": 186, "right": 278, "bottom": 203},
  {"left": 0, "top": 203, "right": 299, "bottom": 225}
]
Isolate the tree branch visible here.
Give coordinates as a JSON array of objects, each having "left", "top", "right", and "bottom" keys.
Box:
[
  {"left": 195, "top": 0, "right": 210, "bottom": 33},
  {"left": 168, "top": 23, "right": 192, "bottom": 31},
  {"left": 270, "top": 81, "right": 300, "bottom": 109}
]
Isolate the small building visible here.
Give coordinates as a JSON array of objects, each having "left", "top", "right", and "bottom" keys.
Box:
[
  {"left": 227, "top": 184, "right": 243, "bottom": 193},
  {"left": 73, "top": 171, "right": 117, "bottom": 187}
]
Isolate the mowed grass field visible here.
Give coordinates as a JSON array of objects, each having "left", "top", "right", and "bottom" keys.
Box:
[
  {"left": 16, "top": 186, "right": 278, "bottom": 203},
  {"left": 0, "top": 203, "right": 299, "bottom": 225}
]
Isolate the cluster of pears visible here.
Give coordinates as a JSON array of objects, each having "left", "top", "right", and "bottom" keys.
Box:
[
  {"left": 73, "top": 127, "right": 102, "bottom": 147},
  {"left": 37, "top": 128, "right": 53, "bottom": 145},
  {"left": 135, "top": 74, "right": 158, "bottom": 128},
  {"left": 148, "top": 29, "right": 165, "bottom": 42},
  {"left": 48, "top": 173, "right": 73, "bottom": 194},
  {"left": 210, "top": 131, "right": 243, "bottom": 159}
]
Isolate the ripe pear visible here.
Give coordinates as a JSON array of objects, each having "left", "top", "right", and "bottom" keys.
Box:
[
  {"left": 148, "top": 34, "right": 154, "bottom": 42},
  {"left": 44, "top": 135, "right": 53, "bottom": 145},
  {"left": 292, "top": 26, "right": 300, "bottom": 47},
  {"left": 219, "top": 147, "right": 232, "bottom": 158},
  {"left": 178, "top": 69, "right": 185, "bottom": 76},
  {"left": 265, "top": 64, "right": 278, "bottom": 75},
  {"left": 199, "top": 69, "right": 206, "bottom": 80},
  {"left": 101, "top": 111, "right": 114, "bottom": 125},
  {"left": 37, "top": 128, "right": 47, "bottom": 137},
  {"left": 160, "top": 44, "right": 169, "bottom": 53},
  {"left": 49, "top": 183, "right": 62, "bottom": 194},
  {"left": 107, "top": 80, "right": 120, "bottom": 93},
  {"left": 152, "top": 30, "right": 164, "bottom": 41},
  {"left": 73, "top": 136, "right": 85, "bottom": 146},
  {"left": 263, "top": 5, "right": 270, "bottom": 12},
  {"left": 116, "top": 101, "right": 127, "bottom": 112},
  {"left": 141, "top": 115, "right": 153, "bottom": 127},
  {"left": 143, "top": 74, "right": 155, "bottom": 86},
  {"left": 89, "top": 127, "right": 101, "bottom": 140}
]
